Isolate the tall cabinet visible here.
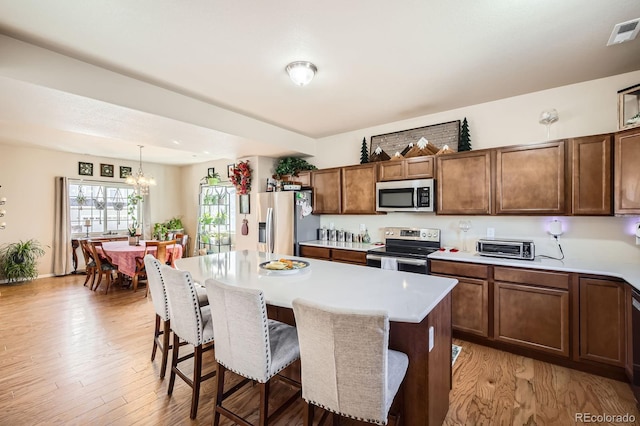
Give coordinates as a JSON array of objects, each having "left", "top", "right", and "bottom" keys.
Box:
[{"left": 196, "top": 183, "right": 233, "bottom": 255}]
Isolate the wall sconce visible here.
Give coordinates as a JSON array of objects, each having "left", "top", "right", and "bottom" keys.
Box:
[
  {"left": 0, "top": 197, "right": 5, "bottom": 205},
  {"left": 0, "top": 222, "right": 5, "bottom": 230},
  {"left": 0, "top": 209, "right": 5, "bottom": 217}
]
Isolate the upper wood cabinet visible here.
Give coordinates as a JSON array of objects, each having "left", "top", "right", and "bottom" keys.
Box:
[
  {"left": 312, "top": 168, "right": 341, "bottom": 214},
  {"left": 568, "top": 134, "right": 612, "bottom": 215},
  {"left": 296, "top": 171, "right": 312, "bottom": 187},
  {"left": 614, "top": 127, "right": 640, "bottom": 215},
  {"left": 579, "top": 277, "right": 626, "bottom": 367},
  {"left": 495, "top": 141, "right": 566, "bottom": 214},
  {"left": 378, "top": 156, "right": 434, "bottom": 181},
  {"left": 436, "top": 150, "right": 492, "bottom": 215},
  {"left": 341, "top": 163, "right": 378, "bottom": 214},
  {"left": 312, "top": 164, "right": 378, "bottom": 215}
]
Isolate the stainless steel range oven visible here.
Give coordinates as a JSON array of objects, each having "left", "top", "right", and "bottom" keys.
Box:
[{"left": 366, "top": 227, "right": 440, "bottom": 275}]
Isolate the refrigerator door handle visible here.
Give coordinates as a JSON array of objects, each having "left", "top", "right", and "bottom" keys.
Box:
[{"left": 266, "top": 207, "right": 274, "bottom": 253}]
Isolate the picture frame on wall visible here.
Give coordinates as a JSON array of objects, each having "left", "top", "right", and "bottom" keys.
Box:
[
  {"left": 120, "top": 166, "right": 132, "bottom": 179},
  {"left": 207, "top": 167, "right": 216, "bottom": 178},
  {"left": 227, "top": 164, "right": 235, "bottom": 178},
  {"left": 100, "top": 163, "right": 114, "bottom": 178},
  {"left": 78, "top": 162, "right": 93, "bottom": 176},
  {"left": 239, "top": 194, "right": 250, "bottom": 214}
]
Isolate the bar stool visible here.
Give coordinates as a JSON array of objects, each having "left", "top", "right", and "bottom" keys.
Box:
[
  {"left": 161, "top": 264, "right": 215, "bottom": 419},
  {"left": 205, "top": 279, "right": 301, "bottom": 426},
  {"left": 292, "top": 298, "right": 409, "bottom": 426}
]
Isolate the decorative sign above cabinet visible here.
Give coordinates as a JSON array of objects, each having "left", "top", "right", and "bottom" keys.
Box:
[{"left": 369, "top": 120, "right": 460, "bottom": 159}]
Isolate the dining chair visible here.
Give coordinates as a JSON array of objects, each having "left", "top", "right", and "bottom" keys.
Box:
[
  {"left": 89, "top": 241, "right": 119, "bottom": 294},
  {"left": 79, "top": 239, "right": 97, "bottom": 289},
  {"left": 161, "top": 264, "right": 215, "bottom": 419},
  {"left": 205, "top": 279, "right": 301, "bottom": 426},
  {"left": 132, "top": 240, "right": 178, "bottom": 293},
  {"left": 174, "top": 233, "right": 189, "bottom": 258},
  {"left": 291, "top": 298, "right": 409, "bottom": 426}
]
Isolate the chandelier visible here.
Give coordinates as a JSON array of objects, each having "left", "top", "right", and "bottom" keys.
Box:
[{"left": 125, "top": 145, "right": 156, "bottom": 195}]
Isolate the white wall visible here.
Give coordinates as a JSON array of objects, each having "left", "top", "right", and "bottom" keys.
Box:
[
  {"left": 0, "top": 143, "right": 182, "bottom": 276},
  {"left": 307, "top": 70, "right": 640, "bottom": 263}
]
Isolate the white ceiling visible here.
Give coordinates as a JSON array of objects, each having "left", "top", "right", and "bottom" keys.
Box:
[{"left": 0, "top": 0, "right": 639, "bottom": 165}]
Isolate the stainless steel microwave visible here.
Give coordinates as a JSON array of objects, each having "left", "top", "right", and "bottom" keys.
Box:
[{"left": 376, "top": 179, "right": 435, "bottom": 212}]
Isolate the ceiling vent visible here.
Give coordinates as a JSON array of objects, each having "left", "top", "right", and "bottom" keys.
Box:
[{"left": 607, "top": 18, "right": 640, "bottom": 46}]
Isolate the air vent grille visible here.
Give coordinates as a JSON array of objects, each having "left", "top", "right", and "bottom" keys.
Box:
[{"left": 607, "top": 18, "right": 640, "bottom": 46}]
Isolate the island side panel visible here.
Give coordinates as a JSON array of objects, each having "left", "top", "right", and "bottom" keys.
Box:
[{"left": 389, "top": 293, "right": 452, "bottom": 426}]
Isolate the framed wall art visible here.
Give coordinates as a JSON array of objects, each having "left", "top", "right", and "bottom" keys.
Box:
[
  {"left": 78, "top": 162, "right": 93, "bottom": 176},
  {"left": 120, "top": 166, "right": 132, "bottom": 179},
  {"left": 100, "top": 163, "right": 114, "bottom": 178},
  {"left": 369, "top": 120, "right": 460, "bottom": 159},
  {"left": 227, "top": 164, "right": 235, "bottom": 178}
]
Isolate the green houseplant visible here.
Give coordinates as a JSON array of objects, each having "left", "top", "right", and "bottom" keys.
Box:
[
  {"left": 0, "top": 239, "right": 46, "bottom": 283},
  {"left": 274, "top": 157, "right": 317, "bottom": 179}
]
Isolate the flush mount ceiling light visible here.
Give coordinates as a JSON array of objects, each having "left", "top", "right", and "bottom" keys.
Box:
[{"left": 286, "top": 61, "right": 317, "bottom": 86}]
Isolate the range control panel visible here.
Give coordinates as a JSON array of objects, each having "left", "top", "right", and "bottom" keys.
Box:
[{"left": 383, "top": 227, "right": 440, "bottom": 242}]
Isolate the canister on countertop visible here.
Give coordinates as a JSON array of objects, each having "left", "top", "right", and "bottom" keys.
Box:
[
  {"left": 318, "top": 227, "right": 328, "bottom": 241},
  {"left": 329, "top": 229, "right": 337, "bottom": 242},
  {"left": 337, "top": 229, "right": 345, "bottom": 242},
  {"left": 345, "top": 231, "right": 353, "bottom": 242}
]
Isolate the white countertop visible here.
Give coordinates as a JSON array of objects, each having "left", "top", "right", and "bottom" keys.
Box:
[
  {"left": 299, "top": 240, "right": 384, "bottom": 252},
  {"left": 428, "top": 250, "right": 640, "bottom": 292},
  {"left": 175, "top": 250, "right": 457, "bottom": 323}
]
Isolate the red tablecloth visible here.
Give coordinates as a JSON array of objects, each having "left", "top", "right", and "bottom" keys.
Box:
[{"left": 101, "top": 240, "right": 183, "bottom": 277}]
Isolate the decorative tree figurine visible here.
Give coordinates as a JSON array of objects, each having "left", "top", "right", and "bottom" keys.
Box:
[
  {"left": 360, "top": 137, "right": 369, "bottom": 164},
  {"left": 459, "top": 117, "right": 472, "bottom": 151}
]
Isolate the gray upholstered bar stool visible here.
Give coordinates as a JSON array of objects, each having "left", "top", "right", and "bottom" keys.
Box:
[
  {"left": 161, "top": 264, "right": 215, "bottom": 419},
  {"left": 205, "top": 279, "right": 301, "bottom": 426},
  {"left": 292, "top": 298, "right": 409, "bottom": 426},
  {"left": 144, "top": 255, "right": 209, "bottom": 379}
]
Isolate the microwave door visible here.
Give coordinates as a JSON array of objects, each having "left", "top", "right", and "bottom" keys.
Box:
[{"left": 379, "top": 188, "right": 415, "bottom": 209}]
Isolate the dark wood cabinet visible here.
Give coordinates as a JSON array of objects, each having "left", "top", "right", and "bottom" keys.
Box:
[
  {"left": 569, "top": 134, "right": 612, "bottom": 215},
  {"left": 494, "top": 281, "right": 570, "bottom": 357},
  {"left": 436, "top": 150, "right": 492, "bottom": 214},
  {"left": 312, "top": 168, "right": 341, "bottom": 214},
  {"left": 299, "top": 245, "right": 367, "bottom": 265},
  {"left": 378, "top": 156, "right": 434, "bottom": 181},
  {"left": 495, "top": 141, "right": 566, "bottom": 214},
  {"left": 579, "top": 277, "right": 626, "bottom": 367},
  {"left": 341, "top": 164, "right": 377, "bottom": 214},
  {"left": 614, "top": 128, "right": 640, "bottom": 215},
  {"left": 430, "top": 260, "right": 489, "bottom": 337}
]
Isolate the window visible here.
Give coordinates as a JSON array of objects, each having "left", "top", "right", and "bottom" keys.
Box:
[{"left": 69, "top": 180, "right": 138, "bottom": 236}]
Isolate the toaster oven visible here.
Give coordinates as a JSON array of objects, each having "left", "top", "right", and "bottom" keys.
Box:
[{"left": 476, "top": 238, "right": 535, "bottom": 260}]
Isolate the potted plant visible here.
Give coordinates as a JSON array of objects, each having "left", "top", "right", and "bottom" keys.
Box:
[
  {"left": 127, "top": 193, "right": 143, "bottom": 245},
  {"left": 0, "top": 239, "right": 46, "bottom": 283},
  {"left": 166, "top": 216, "right": 183, "bottom": 233},
  {"left": 153, "top": 223, "right": 169, "bottom": 241},
  {"left": 213, "top": 211, "right": 227, "bottom": 226},
  {"left": 202, "top": 169, "right": 221, "bottom": 186},
  {"left": 274, "top": 157, "right": 317, "bottom": 181}
]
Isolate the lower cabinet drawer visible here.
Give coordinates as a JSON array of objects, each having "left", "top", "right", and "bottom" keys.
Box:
[
  {"left": 494, "top": 282, "right": 569, "bottom": 357},
  {"left": 299, "top": 245, "right": 331, "bottom": 260},
  {"left": 331, "top": 249, "right": 367, "bottom": 265}
]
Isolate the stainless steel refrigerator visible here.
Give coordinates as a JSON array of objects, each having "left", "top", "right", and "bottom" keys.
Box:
[{"left": 257, "top": 190, "right": 320, "bottom": 256}]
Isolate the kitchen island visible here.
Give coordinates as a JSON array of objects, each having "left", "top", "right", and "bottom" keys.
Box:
[{"left": 175, "top": 250, "right": 458, "bottom": 426}]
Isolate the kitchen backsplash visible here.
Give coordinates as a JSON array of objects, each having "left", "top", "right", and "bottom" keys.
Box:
[{"left": 319, "top": 214, "right": 640, "bottom": 263}]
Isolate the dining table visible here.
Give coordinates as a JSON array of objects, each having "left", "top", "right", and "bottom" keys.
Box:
[{"left": 101, "top": 240, "right": 183, "bottom": 281}]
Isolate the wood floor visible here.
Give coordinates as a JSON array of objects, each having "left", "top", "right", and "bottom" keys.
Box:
[{"left": 1, "top": 274, "right": 638, "bottom": 426}]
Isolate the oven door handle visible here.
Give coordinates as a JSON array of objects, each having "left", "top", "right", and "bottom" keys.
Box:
[{"left": 366, "top": 254, "right": 427, "bottom": 266}]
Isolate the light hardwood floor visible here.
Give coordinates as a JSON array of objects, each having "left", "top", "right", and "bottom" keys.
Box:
[{"left": 0, "top": 274, "right": 638, "bottom": 425}]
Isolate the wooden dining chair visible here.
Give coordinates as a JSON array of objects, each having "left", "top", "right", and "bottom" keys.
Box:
[
  {"left": 89, "top": 241, "right": 119, "bottom": 294},
  {"left": 175, "top": 233, "right": 189, "bottom": 258},
  {"left": 132, "top": 240, "right": 178, "bottom": 294},
  {"left": 79, "top": 239, "right": 97, "bottom": 289}
]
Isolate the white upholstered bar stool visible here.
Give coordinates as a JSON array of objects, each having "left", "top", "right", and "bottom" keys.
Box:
[
  {"left": 144, "top": 255, "right": 209, "bottom": 379},
  {"left": 205, "top": 279, "right": 301, "bottom": 426},
  {"left": 292, "top": 298, "right": 409, "bottom": 426},
  {"left": 161, "top": 264, "right": 215, "bottom": 419}
]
